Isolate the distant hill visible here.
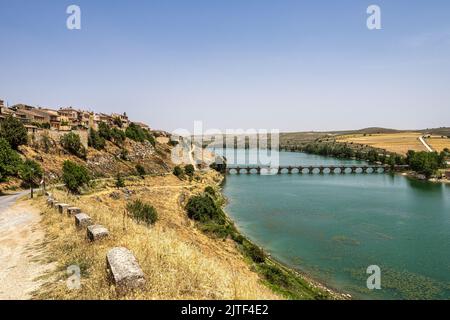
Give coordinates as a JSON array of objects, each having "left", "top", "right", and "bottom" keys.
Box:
[{"left": 419, "top": 127, "right": 450, "bottom": 137}]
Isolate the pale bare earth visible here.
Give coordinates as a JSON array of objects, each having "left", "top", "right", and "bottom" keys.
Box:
[{"left": 0, "top": 193, "right": 53, "bottom": 299}]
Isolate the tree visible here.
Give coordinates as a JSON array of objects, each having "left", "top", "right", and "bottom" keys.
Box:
[
  {"left": 407, "top": 151, "right": 442, "bottom": 178},
  {"left": 0, "top": 138, "right": 22, "bottom": 181},
  {"left": 115, "top": 174, "right": 125, "bottom": 188},
  {"left": 173, "top": 165, "right": 184, "bottom": 178},
  {"left": 184, "top": 164, "right": 195, "bottom": 177},
  {"left": 0, "top": 116, "right": 28, "bottom": 149},
  {"left": 125, "top": 123, "right": 155, "bottom": 146},
  {"left": 210, "top": 161, "right": 227, "bottom": 173},
  {"left": 61, "top": 132, "right": 87, "bottom": 159},
  {"left": 98, "top": 122, "right": 112, "bottom": 140},
  {"left": 62, "top": 160, "right": 91, "bottom": 193},
  {"left": 19, "top": 159, "right": 43, "bottom": 197},
  {"left": 366, "top": 149, "right": 379, "bottom": 163},
  {"left": 185, "top": 194, "right": 225, "bottom": 224},
  {"left": 88, "top": 129, "right": 106, "bottom": 150},
  {"left": 18, "top": 159, "right": 43, "bottom": 187},
  {"left": 110, "top": 128, "right": 126, "bottom": 145}
]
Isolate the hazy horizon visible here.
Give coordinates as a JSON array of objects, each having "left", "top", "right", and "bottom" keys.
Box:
[{"left": 1, "top": 0, "right": 450, "bottom": 132}]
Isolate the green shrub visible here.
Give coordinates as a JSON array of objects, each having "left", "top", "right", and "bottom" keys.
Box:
[
  {"left": 113, "top": 116, "right": 123, "bottom": 128},
  {"left": 88, "top": 129, "right": 106, "bottom": 150},
  {"left": 61, "top": 132, "right": 87, "bottom": 159},
  {"left": 119, "top": 148, "right": 129, "bottom": 161},
  {"left": 115, "top": 174, "right": 125, "bottom": 188},
  {"left": 199, "top": 222, "right": 235, "bottom": 239},
  {"left": 126, "top": 199, "right": 158, "bottom": 225},
  {"left": 62, "top": 160, "right": 91, "bottom": 193},
  {"left": 204, "top": 186, "right": 216, "bottom": 198},
  {"left": 40, "top": 133, "right": 53, "bottom": 152},
  {"left": 98, "top": 122, "right": 111, "bottom": 140},
  {"left": 231, "top": 232, "right": 245, "bottom": 244},
  {"left": 185, "top": 194, "right": 225, "bottom": 224},
  {"left": 125, "top": 123, "right": 155, "bottom": 146},
  {"left": 168, "top": 140, "right": 179, "bottom": 147},
  {"left": 243, "top": 240, "right": 266, "bottom": 263},
  {"left": 210, "top": 161, "right": 227, "bottom": 173},
  {"left": 110, "top": 128, "right": 126, "bottom": 145},
  {"left": 135, "top": 164, "right": 146, "bottom": 176},
  {"left": 259, "top": 264, "right": 289, "bottom": 287},
  {"left": 0, "top": 138, "right": 22, "bottom": 181},
  {"left": 173, "top": 165, "right": 184, "bottom": 178},
  {"left": 18, "top": 159, "right": 43, "bottom": 187},
  {"left": 0, "top": 116, "right": 28, "bottom": 149},
  {"left": 184, "top": 164, "right": 195, "bottom": 177}
]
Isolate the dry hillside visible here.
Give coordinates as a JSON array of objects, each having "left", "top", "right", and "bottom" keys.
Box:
[
  {"left": 0, "top": 136, "right": 175, "bottom": 194},
  {"left": 34, "top": 172, "right": 280, "bottom": 300}
]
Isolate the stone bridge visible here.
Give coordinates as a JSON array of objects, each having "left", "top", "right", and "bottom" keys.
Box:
[{"left": 226, "top": 165, "right": 408, "bottom": 175}]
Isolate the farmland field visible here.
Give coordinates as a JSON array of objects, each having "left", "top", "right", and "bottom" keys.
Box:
[
  {"left": 336, "top": 132, "right": 426, "bottom": 155},
  {"left": 425, "top": 136, "right": 450, "bottom": 152}
]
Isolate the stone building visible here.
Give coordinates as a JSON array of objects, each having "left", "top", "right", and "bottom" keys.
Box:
[
  {"left": 111, "top": 112, "right": 130, "bottom": 128},
  {"left": 132, "top": 121, "right": 151, "bottom": 131}
]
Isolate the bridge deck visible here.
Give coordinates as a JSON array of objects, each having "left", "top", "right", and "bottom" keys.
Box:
[{"left": 226, "top": 165, "right": 408, "bottom": 175}]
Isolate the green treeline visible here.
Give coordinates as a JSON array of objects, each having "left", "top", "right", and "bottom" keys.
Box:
[{"left": 406, "top": 150, "right": 448, "bottom": 178}]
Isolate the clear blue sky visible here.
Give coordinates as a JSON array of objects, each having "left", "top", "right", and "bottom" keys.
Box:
[{"left": 1, "top": 0, "right": 450, "bottom": 132}]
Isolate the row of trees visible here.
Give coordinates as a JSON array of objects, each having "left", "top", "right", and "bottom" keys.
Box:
[{"left": 301, "top": 142, "right": 406, "bottom": 166}]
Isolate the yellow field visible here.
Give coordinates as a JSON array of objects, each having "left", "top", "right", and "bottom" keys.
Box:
[
  {"left": 337, "top": 132, "right": 427, "bottom": 155},
  {"left": 424, "top": 136, "right": 450, "bottom": 152}
]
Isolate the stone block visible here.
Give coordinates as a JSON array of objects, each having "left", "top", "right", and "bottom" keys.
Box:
[
  {"left": 57, "top": 203, "right": 70, "bottom": 214},
  {"left": 75, "top": 213, "right": 93, "bottom": 228},
  {"left": 106, "top": 247, "right": 145, "bottom": 293},
  {"left": 47, "top": 198, "right": 54, "bottom": 206},
  {"left": 67, "top": 207, "right": 81, "bottom": 216},
  {"left": 87, "top": 225, "right": 109, "bottom": 241}
]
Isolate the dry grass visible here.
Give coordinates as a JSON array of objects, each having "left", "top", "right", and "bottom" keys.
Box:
[
  {"left": 33, "top": 172, "right": 279, "bottom": 300},
  {"left": 337, "top": 132, "right": 426, "bottom": 155},
  {"left": 425, "top": 136, "right": 450, "bottom": 152}
]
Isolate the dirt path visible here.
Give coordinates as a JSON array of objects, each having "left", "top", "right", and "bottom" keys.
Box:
[
  {"left": 419, "top": 135, "right": 434, "bottom": 152},
  {"left": 0, "top": 193, "right": 53, "bottom": 299}
]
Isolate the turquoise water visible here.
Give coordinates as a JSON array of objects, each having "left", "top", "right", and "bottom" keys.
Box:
[{"left": 216, "top": 149, "right": 450, "bottom": 300}]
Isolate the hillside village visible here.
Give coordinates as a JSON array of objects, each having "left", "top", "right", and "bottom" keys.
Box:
[
  {"left": 0, "top": 98, "right": 151, "bottom": 134},
  {"left": 0, "top": 97, "right": 180, "bottom": 192}
]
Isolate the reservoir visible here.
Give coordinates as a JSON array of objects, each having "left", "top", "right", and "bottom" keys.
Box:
[{"left": 216, "top": 148, "right": 450, "bottom": 299}]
